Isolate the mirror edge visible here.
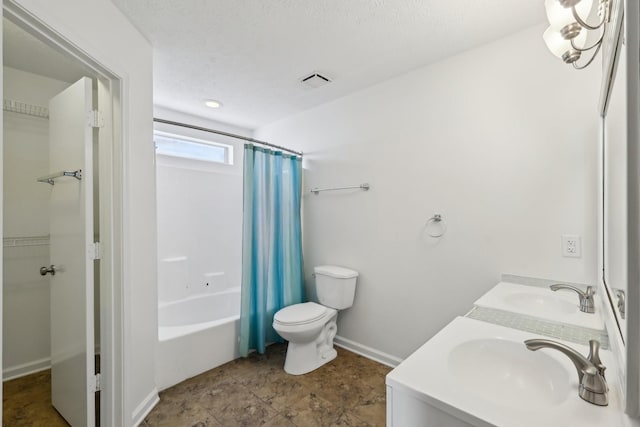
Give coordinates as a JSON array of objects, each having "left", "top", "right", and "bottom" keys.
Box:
[
  {"left": 600, "top": 0, "right": 625, "bottom": 116},
  {"left": 599, "top": 0, "right": 640, "bottom": 417},
  {"left": 601, "top": 5, "right": 626, "bottom": 342},
  {"left": 624, "top": 0, "right": 640, "bottom": 418}
]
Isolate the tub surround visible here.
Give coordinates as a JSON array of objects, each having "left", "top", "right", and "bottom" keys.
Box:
[
  {"left": 155, "top": 290, "right": 241, "bottom": 390},
  {"left": 158, "top": 288, "right": 240, "bottom": 340},
  {"left": 154, "top": 111, "right": 247, "bottom": 392}
]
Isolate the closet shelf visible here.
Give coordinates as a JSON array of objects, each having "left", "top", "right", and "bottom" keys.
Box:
[
  {"left": 3, "top": 235, "right": 50, "bottom": 248},
  {"left": 3, "top": 99, "right": 49, "bottom": 119}
]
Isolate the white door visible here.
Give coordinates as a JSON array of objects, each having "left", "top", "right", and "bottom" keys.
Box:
[{"left": 48, "top": 77, "right": 95, "bottom": 427}]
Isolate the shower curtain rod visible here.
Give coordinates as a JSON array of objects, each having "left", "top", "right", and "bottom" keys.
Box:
[{"left": 153, "top": 118, "right": 303, "bottom": 157}]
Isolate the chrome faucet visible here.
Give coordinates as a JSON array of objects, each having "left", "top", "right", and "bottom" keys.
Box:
[
  {"left": 550, "top": 284, "right": 595, "bottom": 313},
  {"left": 525, "top": 339, "right": 608, "bottom": 406}
]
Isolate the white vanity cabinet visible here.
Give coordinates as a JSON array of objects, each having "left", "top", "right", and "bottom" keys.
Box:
[{"left": 386, "top": 384, "right": 474, "bottom": 427}]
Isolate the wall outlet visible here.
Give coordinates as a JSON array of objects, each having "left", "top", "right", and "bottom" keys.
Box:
[{"left": 562, "top": 234, "right": 582, "bottom": 258}]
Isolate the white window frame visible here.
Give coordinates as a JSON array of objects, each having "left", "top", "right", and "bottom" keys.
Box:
[{"left": 154, "top": 130, "right": 234, "bottom": 165}]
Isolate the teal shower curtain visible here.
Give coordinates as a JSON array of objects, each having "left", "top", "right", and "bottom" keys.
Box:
[{"left": 239, "top": 144, "right": 304, "bottom": 357}]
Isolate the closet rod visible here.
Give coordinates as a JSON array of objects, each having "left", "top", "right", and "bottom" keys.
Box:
[{"left": 153, "top": 118, "right": 303, "bottom": 157}]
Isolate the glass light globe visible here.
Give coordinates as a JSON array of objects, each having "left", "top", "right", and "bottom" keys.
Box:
[
  {"left": 545, "top": 0, "right": 594, "bottom": 31},
  {"left": 543, "top": 26, "right": 588, "bottom": 59}
]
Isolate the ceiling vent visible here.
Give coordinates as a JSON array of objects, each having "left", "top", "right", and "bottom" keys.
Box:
[{"left": 300, "top": 73, "right": 332, "bottom": 89}]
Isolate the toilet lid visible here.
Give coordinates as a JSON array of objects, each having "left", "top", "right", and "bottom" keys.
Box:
[{"left": 274, "top": 302, "right": 328, "bottom": 325}]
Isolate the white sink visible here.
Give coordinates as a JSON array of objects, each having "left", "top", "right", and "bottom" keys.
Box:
[
  {"left": 448, "top": 338, "right": 571, "bottom": 408},
  {"left": 386, "top": 317, "right": 623, "bottom": 427},
  {"left": 503, "top": 291, "right": 577, "bottom": 315},
  {"left": 474, "top": 282, "right": 604, "bottom": 330}
]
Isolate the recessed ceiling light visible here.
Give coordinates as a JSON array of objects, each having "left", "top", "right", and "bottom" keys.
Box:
[{"left": 205, "top": 100, "right": 222, "bottom": 108}]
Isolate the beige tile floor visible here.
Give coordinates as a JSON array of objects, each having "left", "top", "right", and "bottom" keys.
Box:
[
  {"left": 3, "top": 370, "right": 69, "bottom": 427},
  {"left": 144, "top": 343, "right": 391, "bottom": 427},
  {"left": 2, "top": 343, "right": 390, "bottom": 427}
]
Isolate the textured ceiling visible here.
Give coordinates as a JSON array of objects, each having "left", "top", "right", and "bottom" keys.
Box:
[
  {"left": 111, "top": 0, "right": 545, "bottom": 129},
  {"left": 3, "top": 18, "right": 92, "bottom": 83}
]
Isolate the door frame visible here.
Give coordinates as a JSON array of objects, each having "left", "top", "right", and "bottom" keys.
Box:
[{"left": 1, "top": 2, "right": 125, "bottom": 425}]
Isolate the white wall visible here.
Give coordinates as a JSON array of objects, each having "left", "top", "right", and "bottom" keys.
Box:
[
  {"left": 3, "top": 67, "right": 68, "bottom": 235},
  {"left": 154, "top": 108, "right": 247, "bottom": 303},
  {"left": 256, "top": 24, "right": 601, "bottom": 360},
  {"left": 8, "top": 1, "right": 156, "bottom": 425},
  {"left": 3, "top": 67, "right": 69, "bottom": 378}
]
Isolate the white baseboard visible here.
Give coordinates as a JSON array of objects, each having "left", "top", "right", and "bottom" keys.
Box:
[
  {"left": 131, "top": 387, "right": 159, "bottom": 427},
  {"left": 3, "top": 357, "right": 51, "bottom": 381},
  {"left": 334, "top": 335, "right": 403, "bottom": 368}
]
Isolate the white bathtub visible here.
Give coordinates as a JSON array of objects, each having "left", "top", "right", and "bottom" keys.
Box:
[{"left": 155, "top": 288, "right": 241, "bottom": 390}]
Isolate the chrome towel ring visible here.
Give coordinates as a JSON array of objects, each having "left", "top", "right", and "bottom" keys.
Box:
[{"left": 426, "top": 214, "right": 446, "bottom": 238}]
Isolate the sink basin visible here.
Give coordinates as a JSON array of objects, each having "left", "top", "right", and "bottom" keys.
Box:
[
  {"left": 503, "top": 292, "right": 577, "bottom": 315},
  {"left": 448, "top": 338, "right": 571, "bottom": 408},
  {"left": 386, "top": 317, "right": 622, "bottom": 427},
  {"left": 474, "top": 282, "right": 604, "bottom": 329}
]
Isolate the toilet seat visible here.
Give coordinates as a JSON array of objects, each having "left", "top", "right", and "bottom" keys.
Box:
[{"left": 273, "top": 302, "right": 329, "bottom": 326}]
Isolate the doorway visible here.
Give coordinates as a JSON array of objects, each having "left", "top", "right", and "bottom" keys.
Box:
[{"left": 2, "top": 10, "right": 118, "bottom": 427}]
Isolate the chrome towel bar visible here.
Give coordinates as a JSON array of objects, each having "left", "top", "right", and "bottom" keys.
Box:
[
  {"left": 37, "top": 170, "right": 82, "bottom": 185},
  {"left": 310, "top": 183, "right": 370, "bottom": 195}
]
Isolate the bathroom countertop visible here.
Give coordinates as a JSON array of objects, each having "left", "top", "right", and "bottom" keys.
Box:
[{"left": 386, "top": 316, "right": 626, "bottom": 427}]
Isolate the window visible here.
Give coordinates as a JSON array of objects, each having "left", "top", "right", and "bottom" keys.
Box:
[{"left": 154, "top": 131, "right": 233, "bottom": 164}]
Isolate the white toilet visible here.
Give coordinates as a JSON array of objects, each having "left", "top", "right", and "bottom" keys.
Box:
[{"left": 273, "top": 265, "right": 358, "bottom": 375}]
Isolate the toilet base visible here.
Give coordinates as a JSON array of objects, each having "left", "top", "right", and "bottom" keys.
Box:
[
  {"left": 284, "top": 344, "right": 337, "bottom": 375},
  {"left": 283, "top": 315, "right": 338, "bottom": 375}
]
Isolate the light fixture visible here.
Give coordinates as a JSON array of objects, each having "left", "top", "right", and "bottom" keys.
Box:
[
  {"left": 543, "top": 0, "right": 613, "bottom": 69},
  {"left": 205, "top": 100, "right": 222, "bottom": 108}
]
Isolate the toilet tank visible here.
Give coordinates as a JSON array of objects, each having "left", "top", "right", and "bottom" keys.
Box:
[{"left": 314, "top": 265, "right": 358, "bottom": 309}]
